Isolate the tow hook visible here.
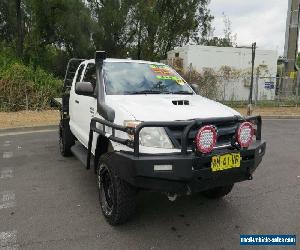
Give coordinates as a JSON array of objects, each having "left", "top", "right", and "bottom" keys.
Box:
[{"left": 167, "top": 193, "right": 178, "bottom": 202}]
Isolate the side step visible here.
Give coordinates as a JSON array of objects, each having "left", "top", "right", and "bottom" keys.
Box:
[{"left": 71, "top": 142, "right": 94, "bottom": 170}]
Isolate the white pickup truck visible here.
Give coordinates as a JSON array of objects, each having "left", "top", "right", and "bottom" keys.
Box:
[{"left": 57, "top": 51, "right": 266, "bottom": 225}]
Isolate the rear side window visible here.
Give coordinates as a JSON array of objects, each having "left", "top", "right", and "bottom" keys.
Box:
[
  {"left": 83, "top": 63, "right": 96, "bottom": 88},
  {"left": 75, "top": 64, "right": 85, "bottom": 83}
]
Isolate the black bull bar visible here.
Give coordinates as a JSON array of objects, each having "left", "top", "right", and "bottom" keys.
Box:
[{"left": 86, "top": 115, "right": 262, "bottom": 170}]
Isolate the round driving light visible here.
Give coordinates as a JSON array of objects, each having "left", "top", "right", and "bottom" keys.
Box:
[
  {"left": 195, "top": 125, "right": 217, "bottom": 153},
  {"left": 237, "top": 122, "right": 254, "bottom": 148}
]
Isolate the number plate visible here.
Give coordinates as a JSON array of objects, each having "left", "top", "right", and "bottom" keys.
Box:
[{"left": 211, "top": 153, "right": 241, "bottom": 172}]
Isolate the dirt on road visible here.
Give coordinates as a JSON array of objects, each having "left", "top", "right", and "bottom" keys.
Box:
[
  {"left": 236, "top": 106, "right": 300, "bottom": 117},
  {"left": 0, "top": 110, "right": 60, "bottom": 129}
]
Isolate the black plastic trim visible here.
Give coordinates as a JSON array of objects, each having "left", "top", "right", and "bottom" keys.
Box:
[{"left": 104, "top": 140, "right": 266, "bottom": 193}]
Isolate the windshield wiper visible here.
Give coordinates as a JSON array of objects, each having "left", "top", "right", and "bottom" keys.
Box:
[
  {"left": 170, "top": 91, "right": 194, "bottom": 95},
  {"left": 128, "top": 90, "right": 164, "bottom": 95}
]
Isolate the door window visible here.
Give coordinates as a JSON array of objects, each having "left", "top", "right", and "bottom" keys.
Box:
[
  {"left": 83, "top": 63, "right": 96, "bottom": 88},
  {"left": 75, "top": 64, "right": 85, "bottom": 83}
]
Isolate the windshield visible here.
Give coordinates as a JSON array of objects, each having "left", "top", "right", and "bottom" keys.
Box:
[{"left": 103, "top": 62, "right": 193, "bottom": 95}]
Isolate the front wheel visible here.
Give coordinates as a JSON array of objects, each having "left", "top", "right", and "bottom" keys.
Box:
[
  {"left": 97, "top": 153, "right": 136, "bottom": 225},
  {"left": 202, "top": 184, "right": 234, "bottom": 199}
]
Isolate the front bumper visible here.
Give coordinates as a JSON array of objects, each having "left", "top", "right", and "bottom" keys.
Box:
[{"left": 109, "top": 140, "right": 266, "bottom": 194}]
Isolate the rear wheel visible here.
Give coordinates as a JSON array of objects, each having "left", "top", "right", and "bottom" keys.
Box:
[
  {"left": 202, "top": 184, "right": 234, "bottom": 199},
  {"left": 59, "top": 119, "right": 75, "bottom": 157},
  {"left": 97, "top": 153, "right": 136, "bottom": 225}
]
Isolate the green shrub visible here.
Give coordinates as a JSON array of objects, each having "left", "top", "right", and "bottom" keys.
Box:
[{"left": 0, "top": 62, "right": 62, "bottom": 111}]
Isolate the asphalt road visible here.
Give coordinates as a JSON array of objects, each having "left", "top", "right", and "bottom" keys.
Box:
[{"left": 0, "top": 120, "right": 299, "bottom": 250}]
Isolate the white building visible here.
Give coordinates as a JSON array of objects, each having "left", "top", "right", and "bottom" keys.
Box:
[{"left": 167, "top": 45, "right": 278, "bottom": 101}]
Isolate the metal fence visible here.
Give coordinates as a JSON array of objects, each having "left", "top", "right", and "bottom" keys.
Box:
[
  {"left": 161, "top": 58, "right": 300, "bottom": 107},
  {"left": 212, "top": 76, "right": 300, "bottom": 106}
]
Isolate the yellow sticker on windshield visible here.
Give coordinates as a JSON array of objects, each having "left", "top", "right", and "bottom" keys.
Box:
[
  {"left": 176, "top": 79, "right": 184, "bottom": 85},
  {"left": 150, "top": 65, "right": 169, "bottom": 69}
]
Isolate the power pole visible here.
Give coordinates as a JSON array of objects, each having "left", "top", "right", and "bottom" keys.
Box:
[
  {"left": 282, "top": 0, "right": 300, "bottom": 95},
  {"left": 247, "top": 42, "right": 256, "bottom": 116}
]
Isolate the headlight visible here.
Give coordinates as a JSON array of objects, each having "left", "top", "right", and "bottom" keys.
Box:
[
  {"left": 124, "top": 120, "right": 173, "bottom": 149},
  {"left": 140, "top": 127, "right": 174, "bottom": 149}
]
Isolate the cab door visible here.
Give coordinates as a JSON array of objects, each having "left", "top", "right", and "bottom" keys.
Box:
[
  {"left": 76, "top": 63, "right": 97, "bottom": 147},
  {"left": 69, "top": 63, "right": 85, "bottom": 143}
]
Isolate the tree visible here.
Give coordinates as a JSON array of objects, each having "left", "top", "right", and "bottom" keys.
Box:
[
  {"left": 201, "top": 13, "right": 236, "bottom": 47},
  {"left": 128, "top": 0, "right": 214, "bottom": 60},
  {"left": 0, "top": 1, "right": 17, "bottom": 43},
  {"left": 88, "top": 0, "right": 135, "bottom": 57},
  {"left": 222, "top": 12, "right": 236, "bottom": 47},
  {"left": 16, "top": 0, "right": 23, "bottom": 58},
  {"left": 26, "top": 0, "right": 93, "bottom": 56},
  {"left": 19, "top": 0, "right": 94, "bottom": 75},
  {"left": 1, "top": 0, "right": 215, "bottom": 75}
]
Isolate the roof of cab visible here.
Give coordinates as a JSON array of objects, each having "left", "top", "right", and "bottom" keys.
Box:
[{"left": 83, "top": 58, "right": 165, "bottom": 65}]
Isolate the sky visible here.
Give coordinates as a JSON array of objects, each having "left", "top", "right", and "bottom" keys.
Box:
[{"left": 209, "top": 0, "right": 289, "bottom": 55}]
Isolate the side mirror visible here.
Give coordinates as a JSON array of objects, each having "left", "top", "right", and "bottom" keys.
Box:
[
  {"left": 75, "top": 82, "right": 95, "bottom": 96},
  {"left": 190, "top": 83, "right": 199, "bottom": 94}
]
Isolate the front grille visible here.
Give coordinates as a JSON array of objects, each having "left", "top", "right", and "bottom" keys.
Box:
[{"left": 165, "top": 121, "right": 239, "bottom": 150}]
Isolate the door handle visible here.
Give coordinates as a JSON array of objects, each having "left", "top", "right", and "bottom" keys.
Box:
[{"left": 75, "top": 100, "right": 79, "bottom": 104}]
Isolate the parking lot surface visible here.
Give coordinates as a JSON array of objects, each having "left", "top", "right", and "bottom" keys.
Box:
[{"left": 0, "top": 120, "right": 299, "bottom": 250}]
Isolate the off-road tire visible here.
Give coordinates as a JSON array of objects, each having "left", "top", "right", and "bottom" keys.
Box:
[
  {"left": 59, "top": 119, "right": 75, "bottom": 157},
  {"left": 202, "top": 184, "right": 234, "bottom": 199},
  {"left": 97, "top": 153, "right": 136, "bottom": 225}
]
